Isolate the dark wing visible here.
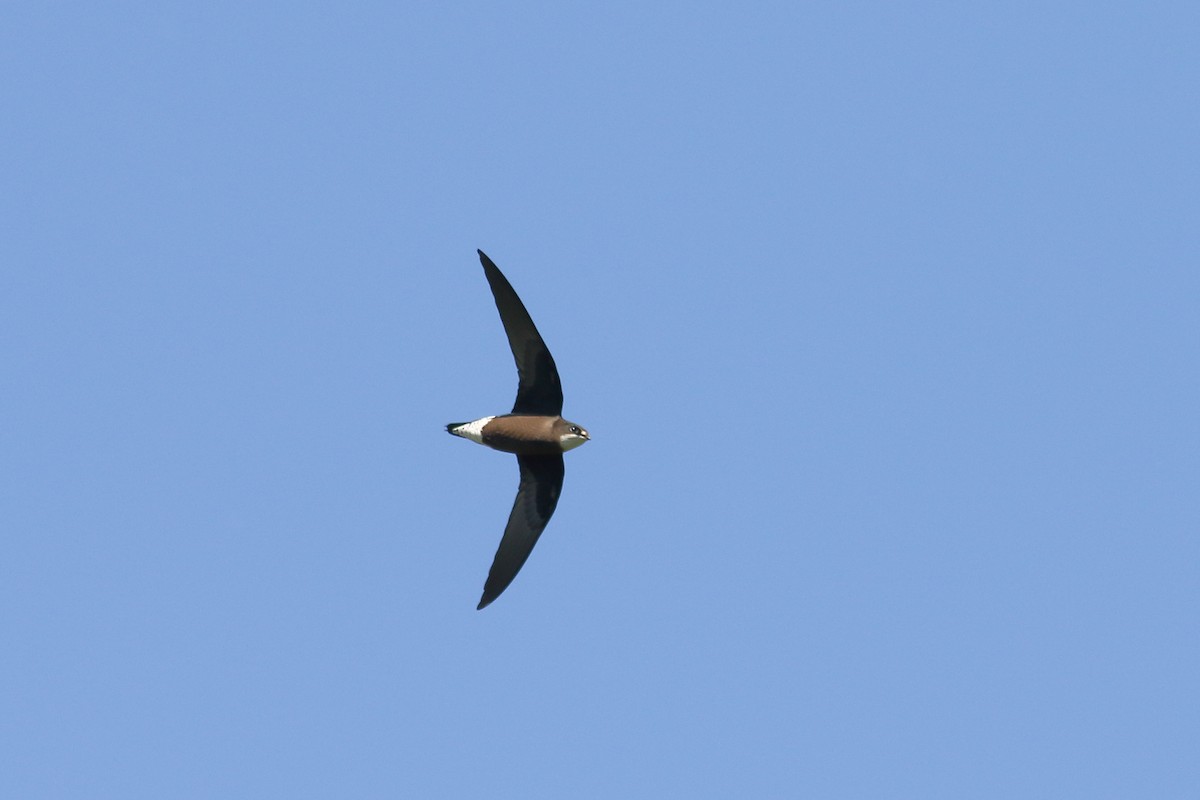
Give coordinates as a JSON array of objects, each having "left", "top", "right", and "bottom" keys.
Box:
[
  {"left": 477, "top": 454, "right": 565, "bottom": 609},
  {"left": 477, "top": 250, "right": 564, "bottom": 416}
]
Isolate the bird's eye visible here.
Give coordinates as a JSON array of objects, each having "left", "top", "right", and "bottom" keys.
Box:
[{"left": 570, "top": 426, "right": 580, "bottom": 434}]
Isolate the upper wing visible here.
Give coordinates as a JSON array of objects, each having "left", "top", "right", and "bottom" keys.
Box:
[
  {"left": 478, "top": 250, "right": 564, "bottom": 416},
  {"left": 477, "top": 454, "right": 565, "bottom": 609}
]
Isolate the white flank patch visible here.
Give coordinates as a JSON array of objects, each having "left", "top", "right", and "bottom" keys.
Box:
[{"left": 451, "top": 416, "right": 495, "bottom": 445}]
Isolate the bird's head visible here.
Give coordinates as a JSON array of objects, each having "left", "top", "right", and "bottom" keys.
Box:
[{"left": 557, "top": 420, "right": 590, "bottom": 451}]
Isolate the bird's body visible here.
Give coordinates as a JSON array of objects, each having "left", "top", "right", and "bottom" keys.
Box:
[
  {"left": 447, "top": 251, "right": 590, "bottom": 609},
  {"left": 448, "top": 414, "right": 589, "bottom": 455}
]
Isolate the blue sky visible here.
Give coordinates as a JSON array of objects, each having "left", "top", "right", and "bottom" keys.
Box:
[{"left": 3, "top": 2, "right": 1198, "bottom": 797}]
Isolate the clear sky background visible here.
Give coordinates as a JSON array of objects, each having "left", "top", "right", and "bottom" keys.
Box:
[{"left": 3, "top": 3, "right": 1197, "bottom": 797}]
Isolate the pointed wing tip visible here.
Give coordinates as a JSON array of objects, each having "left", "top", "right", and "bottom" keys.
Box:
[
  {"left": 477, "top": 573, "right": 510, "bottom": 609},
  {"left": 477, "top": 249, "right": 501, "bottom": 276}
]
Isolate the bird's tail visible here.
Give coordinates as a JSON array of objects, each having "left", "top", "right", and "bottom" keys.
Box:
[{"left": 446, "top": 422, "right": 468, "bottom": 436}]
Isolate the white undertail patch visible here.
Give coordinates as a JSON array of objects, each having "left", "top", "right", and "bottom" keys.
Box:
[{"left": 450, "top": 416, "right": 495, "bottom": 445}]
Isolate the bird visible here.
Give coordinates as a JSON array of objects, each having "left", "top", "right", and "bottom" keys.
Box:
[{"left": 446, "top": 249, "right": 590, "bottom": 609}]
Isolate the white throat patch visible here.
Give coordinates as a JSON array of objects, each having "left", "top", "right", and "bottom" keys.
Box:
[
  {"left": 559, "top": 434, "right": 588, "bottom": 451},
  {"left": 452, "top": 416, "right": 495, "bottom": 445}
]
